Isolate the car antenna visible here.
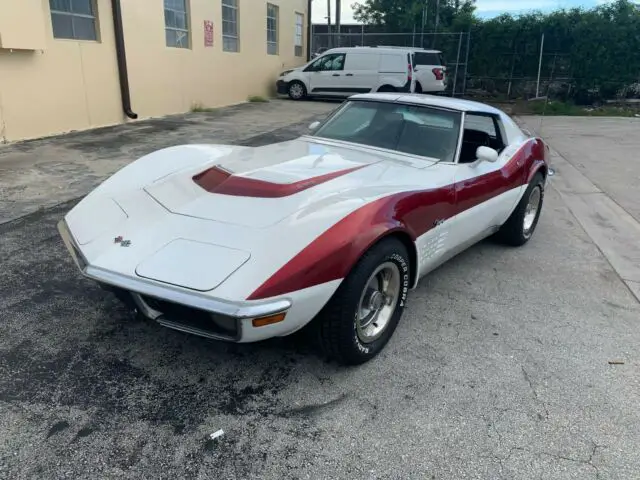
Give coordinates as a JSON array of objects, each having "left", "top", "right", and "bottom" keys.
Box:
[
  {"left": 534, "top": 62, "right": 556, "bottom": 177},
  {"left": 536, "top": 95, "right": 555, "bottom": 177}
]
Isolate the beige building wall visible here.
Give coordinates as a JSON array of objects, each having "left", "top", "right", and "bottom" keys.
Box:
[
  {"left": 0, "top": 0, "right": 309, "bottom": 142},
  {"left": 123, "top": 0, "right": 308, "bottom": 117},
  {"left": 0, "top": 0, "right": 122, "bottom": 142}
]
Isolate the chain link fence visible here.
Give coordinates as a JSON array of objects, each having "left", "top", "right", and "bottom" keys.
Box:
[
  {"left": 311, "top": 25, "right": 471, "bottom": 97},
  {"left": 311, "top": 24, "right": 640, "bottom": 111}
]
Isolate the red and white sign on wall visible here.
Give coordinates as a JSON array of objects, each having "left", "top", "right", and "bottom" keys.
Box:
[{"left": 204, "top": 20, "right": 214, "bottom": 47}]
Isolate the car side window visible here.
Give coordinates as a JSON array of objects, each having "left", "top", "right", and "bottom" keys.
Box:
[
  {"left": 465, "top": 114, "right": 496, "bottom": 137},
  {"left": 459, "top": 113, "right": 506, "bottom": 164},
  {"left": 308, "top": 53, "right": 345, "bottom": 72}
]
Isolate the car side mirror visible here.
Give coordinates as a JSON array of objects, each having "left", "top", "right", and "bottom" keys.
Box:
[
  {"left": 476, "top": 146, "right": 499, "bottom": 163},
  {"left": 308, "top": 121, "right": 320, "bottom": 131}
]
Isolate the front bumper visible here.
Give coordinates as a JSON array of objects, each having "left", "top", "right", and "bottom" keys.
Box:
[
  {"left": 276, "top": 80, "right": 289, "bottom": 95},
  {"left": 57, "top": 220, "right": 291, "bottom": 342}
]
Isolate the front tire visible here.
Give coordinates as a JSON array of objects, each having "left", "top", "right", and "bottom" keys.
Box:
[
  {"left": 288, "top": 81, "right": 307, "bottom": 100},
  {"left": 496, "top": 172, "right": 545, "bottom": 246},
  {"left": 316, "top": 238, "right": 410, "bottom": 365}
]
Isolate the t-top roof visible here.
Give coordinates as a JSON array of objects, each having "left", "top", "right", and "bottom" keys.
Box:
[{"left": 349, "top": 93, "right": 503, "bottom": 115}]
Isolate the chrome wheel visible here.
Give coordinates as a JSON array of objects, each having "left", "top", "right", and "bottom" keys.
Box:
[
  {"left": 523, "top": 186, "right": 542, "bottom": 236},
  {"left": 356, "top": 262, "right": 401, "bottom": 344},
  {"left": 289, "top": 83, "right": 304, "bottom": 99}
]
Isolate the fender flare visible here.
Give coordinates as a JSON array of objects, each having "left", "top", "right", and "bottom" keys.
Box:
[
  {"left": 526, "top": 160, "right": 548, "bottom": 184},
  {"left": 248, "top": 187, "right": 455, "bottom": 300},
  {"left": 247, "top": 196, "right": 423, "bottom": 300}
]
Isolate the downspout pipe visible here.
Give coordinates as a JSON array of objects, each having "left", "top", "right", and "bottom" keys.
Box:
[
  {"left": 111, "top": 0, "right": 138, "bottom": 119},
  {"left": 307, "top": 0, "right": 313, "bottom": 61}
]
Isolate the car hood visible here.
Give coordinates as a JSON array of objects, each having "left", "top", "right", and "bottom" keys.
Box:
[
  {"left": 64, "top": 138, "right": 440, "bottom": 298},
  {"left": 141, "top": 138, "right": 436, "bottom": 228}
]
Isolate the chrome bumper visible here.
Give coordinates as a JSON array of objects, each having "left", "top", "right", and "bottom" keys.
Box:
[{"left": 56, "top": 220, "right": 291, "bottom": 323}]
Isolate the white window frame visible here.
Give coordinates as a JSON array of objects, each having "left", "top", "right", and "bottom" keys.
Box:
[
  {"left": 164, "top": 0, "right": 190, "bottom": 49},
  {"left": 294, "top": 12, "right": 304, "bottom": 57},
  {"left": 222, "top": 0, "right": 239, "bottom": 52},
  {"left": 267, "top": 3, "right": 279, "bottom": 56},
  {"left": 49, "top": 0, "right": 98, "bottom": 41}
]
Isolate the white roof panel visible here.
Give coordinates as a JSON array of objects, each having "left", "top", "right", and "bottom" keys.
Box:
[{"left": 350, "top": 93, "right": 502, "bottom": 114}]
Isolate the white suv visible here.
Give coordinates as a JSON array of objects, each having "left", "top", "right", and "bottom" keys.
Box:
[
  {"left": 400, "top": 47, "right": 447, "bottom": 94},
  {"left": 277, "top": 47, "right": 415, "bottom": 100}
]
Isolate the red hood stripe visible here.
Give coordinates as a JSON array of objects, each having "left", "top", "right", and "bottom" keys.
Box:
[{"left": 193, "top": 165, "right": 366, "bottom": 198}]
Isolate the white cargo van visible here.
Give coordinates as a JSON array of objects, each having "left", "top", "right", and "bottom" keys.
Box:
[{"left": 277, "top": 47, "right": 415, "bottom": 100}]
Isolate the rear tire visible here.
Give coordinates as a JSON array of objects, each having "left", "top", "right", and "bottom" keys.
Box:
[
  {"left": 415, "top": 82, "right": 423, "bottom": 94},
  {"left": 377, "top": 85, "right": 397, "bottom": 93},
  {"left": 496, "top": 172, "right": 545, "bottom": 246},
  {"left": 316, "top": 238, "right": 410, "bottom": 365},
  {"left": 288, "top": 81, "right": 307, "bottom": 100}
]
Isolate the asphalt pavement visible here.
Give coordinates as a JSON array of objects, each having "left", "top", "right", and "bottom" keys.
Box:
[{"left": 1, "top": 102, "right": 639, "bottom": 480}]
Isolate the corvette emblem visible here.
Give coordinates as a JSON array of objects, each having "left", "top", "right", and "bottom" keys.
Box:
[{"left": 114, "top": 236, "right": 131, "bottom": 247}]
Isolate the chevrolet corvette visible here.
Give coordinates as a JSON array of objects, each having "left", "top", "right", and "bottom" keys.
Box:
[{"left": 58, "top": 93, "right": 549, "bottom": 365}]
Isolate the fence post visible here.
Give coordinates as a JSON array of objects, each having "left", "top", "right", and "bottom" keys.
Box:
[
  {"left": 536, "top": 33, "right": 545, "bottom": 98},
  {"left": 326, "top": 0, "right": 332, "bottom": 49},
  {"left": 461, "top": 30, "right": 471, "bottom": 97},
  {"left": 306, "top": 0, "right": 312, "bottom": 60},
  {"left": 452, "top": 31, "right": 463, "bottom": 97},
  {"left": 507, "top": 38, "right": 518, "bottom": 99}
]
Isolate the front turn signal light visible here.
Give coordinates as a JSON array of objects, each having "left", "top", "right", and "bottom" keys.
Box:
[{"left": 252, "top": 312, "right": 287, "bottom": 328}]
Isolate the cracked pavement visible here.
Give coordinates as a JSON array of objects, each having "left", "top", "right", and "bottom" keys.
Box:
[{"left": 1, "top": 102, "right": 640, "bottom": 479}]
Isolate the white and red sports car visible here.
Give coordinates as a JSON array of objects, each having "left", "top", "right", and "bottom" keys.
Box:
[{"left": 58, "top": 93, "right": 549, "bottom": 365}]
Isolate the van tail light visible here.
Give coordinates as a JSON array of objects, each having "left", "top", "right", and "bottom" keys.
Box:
[
  {"left": 432, "top": 68, "right": 444, "bottom": 81},
  {"left": 408, "top": 63, "right": 412, "bottom": 82}
]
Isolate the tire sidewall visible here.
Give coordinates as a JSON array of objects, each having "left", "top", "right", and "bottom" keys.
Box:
[
  {"left": 348, "top": 243, "right": 410, "bottom": 361},
  {"left": 521, "top": 174, "right": 545, "bottom": 242}
]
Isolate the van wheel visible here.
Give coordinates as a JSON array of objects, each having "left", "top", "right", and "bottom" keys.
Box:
[
  {"left": 377, "top": 85, "right": 396, "bottom": 93},
  {"left": 288, "top": 81, "right": 307, "bottom": 100}
]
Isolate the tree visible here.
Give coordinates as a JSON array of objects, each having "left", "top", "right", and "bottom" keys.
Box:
[
  {"left": 352, "top": 0, "right": 476, "bottom": 31},
  {"left": 350, "top": 0, "right": 640, "bottom": 102},
  {"left": 466, "top": 0, "right": 640, "bottom": 102}
]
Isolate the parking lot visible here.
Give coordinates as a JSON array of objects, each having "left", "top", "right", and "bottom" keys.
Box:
[{"left": 1, "top": 100, "right": 639, "bottom": 479}]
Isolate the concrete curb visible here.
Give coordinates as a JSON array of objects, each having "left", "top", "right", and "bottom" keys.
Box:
[{"left": 516, "top": 116, "right": 640, "bottom": 304}]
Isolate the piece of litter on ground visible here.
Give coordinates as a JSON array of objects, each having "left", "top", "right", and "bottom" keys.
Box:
[
  {"left": 209, "top": 429, "right": 224, "bottom": 440},
  {"left": 608, "top": 360, "right": 625, "bottom": 365}
]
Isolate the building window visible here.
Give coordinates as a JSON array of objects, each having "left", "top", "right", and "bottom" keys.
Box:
[
  {"left": 222, "top": 0, "right": 239, "bottom": 52},
  {"left": 266, "top": 3, "right": 278, "bottom": 55},
  {"left": 49, "top": 0, "right": 98, "bottom": 41},
  {"left": 164, "top": 0, "right": 189, "bottom": 48},
  {"left": 294, "top": 12, "right": 304, "bottom": 57}
]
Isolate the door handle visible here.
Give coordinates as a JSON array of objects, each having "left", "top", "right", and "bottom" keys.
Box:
[
  {"left": 346, "top": 73, "right": 354, "bottom": 77},
  {"left": 332, "top": 73, "right": 340, "bottom": 77}
]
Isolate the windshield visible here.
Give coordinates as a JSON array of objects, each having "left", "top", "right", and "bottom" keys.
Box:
[{"left": 312, "top": 100, "right": 462, "bottom": 162}]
